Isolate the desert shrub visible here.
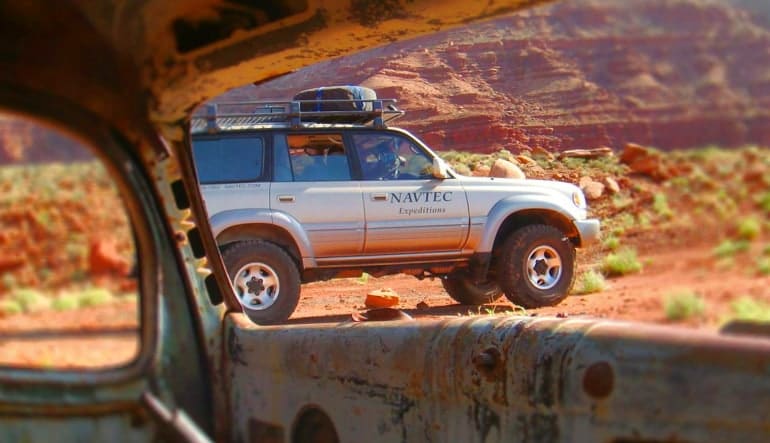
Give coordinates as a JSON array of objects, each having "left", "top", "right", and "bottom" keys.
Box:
[
  {"left": 712, "top": 239, "right": 750, "bottom": 258},
  {"left": 669, "top": 176, "right": 690, "bottom": 190},
  {"left": 452, "top": 163, "right": 472, "bottom": 176},
  {"left": 0, "top": 299, "right": 23, "bottom": 316},
  {"left": 602, "top": 248, "right": 643, "bottom": 277},
  {"left": 611, "top": 193, "right": 634, "bottom": 211},
  {"left": 736, "top": 216, "right": 761, "bottom": 241},
  {"left": 756, "top": 192, "right": 770, "bottom": 213},
  {"left": 77, "top": 288, "right": 113, "bottom": 307},
  {"left": 757, "top": 258, "right": 770, "bottom": 276},
  {"left": 652, "top": 193, "right": 673, "bottom": 219},
  {"left": 356, "top": 272, "right": 370, "bottom": 285},
  {"left": 2, "top": 274, "right": 16, "bottom": 291},
  {"left": 11, "top": 288, "right": 50, "bottom": 312},
  {"left": 602, "top": 235, "right": 620, "bottom": 251},
  {"left": 664, "top": 290, "right": 706, "bottom": 321},
  {"left": 730, "top": 296, "right": 770, "bottom": 323},
  {"left": 52, "top": 293, "right": 80, "bottom": 311},
  {"left": 574, "top": 270, "right": 607, "bottom": 295},
  {"left": 637, "top": 212, "right": 652, "bottom": 229}
]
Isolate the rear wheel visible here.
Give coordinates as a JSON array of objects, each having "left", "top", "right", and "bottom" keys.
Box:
[
  {"left": 441, "top": 270, "right": 503, "bottom": 305},
  {"left": 221, "top": 240, "right": 301, "bottom": 325},
  {"left": 496, "top": 224, "right": 575, "bottom": 308}
]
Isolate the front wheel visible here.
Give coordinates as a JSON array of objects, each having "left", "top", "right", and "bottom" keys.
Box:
[
  {"left": 441, "top": 270, "right": 503, "bottom": 305},
  {"left": 496, "top": 224, "right": 575, "bottom": 308},
  {"left": 221, "top": 240, "right": 301, "bottom": 325}
]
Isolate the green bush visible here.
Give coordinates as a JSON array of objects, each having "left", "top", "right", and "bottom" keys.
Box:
[
  {"left": 736, "top": 217, "right": 761, "bottom": 241},
  {"left": 1, "top": 274, "right": 16, "bottom": 291},
  {"left": 77, "top": 288, "right": 114, "bottom": 307},
  {"left": 602, "top": 235, "right": 620, "bottom": 251},
  {"left": 757, "top": 258, "right": 770, "bottom": 276},
  {"left": 0, "top": 299, "right": 23, "bottom": 316},
  {"left": 652, "top": 193, "right": 673, "bottom": 219},
  {"left": 52, "top": 293, "right": 80, "bottom": 311},
  {"left": 356, "top": 272, "right": 370, "bottom": 285},
  {"left": 712, "top": 239, "right": 750, "bottom": 258},
  {"left": 730, "top": 296, "right": 770, "bottom": 322},
  {"left": 602, "top": 248, "right": 643, "bottom": 277},
  {"left": 11, "top": 288, "right": 50, "bottom": 312},
  {"left": 664, "top": 290, "right": 706, "bottom": 321},
  {"left": 756, "top": 191, "right": 770, "bottom": 213},
  {"left": 573, "top": 270, "right": 607, "bottom": 295}
]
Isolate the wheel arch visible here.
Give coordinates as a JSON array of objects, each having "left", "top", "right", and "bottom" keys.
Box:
[
  {"left": 217, "top": 224, "right": 303, "bottom": 269},
  {"left": 209, "top": 209, "right": 317, "bottom": 269},
  {"left": 491, "top": 209, "right": 580, "bottom": 253}
]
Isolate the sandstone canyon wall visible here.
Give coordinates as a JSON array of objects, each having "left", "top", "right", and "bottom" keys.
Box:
[{"left": 218, "top": 0, "right": 770, "bottom": 154}]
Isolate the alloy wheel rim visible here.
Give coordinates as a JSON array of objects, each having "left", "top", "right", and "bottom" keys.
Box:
[
  {"left": 526, "top": 245, "right": 562, "bottom": 290},
  {"left": 232, "top": 262, "right": 280, "bottom": 310}
]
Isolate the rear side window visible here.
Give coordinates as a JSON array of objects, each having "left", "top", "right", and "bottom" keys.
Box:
[{"left": 192, "top": 136, "right": 265, "bottom": 184}]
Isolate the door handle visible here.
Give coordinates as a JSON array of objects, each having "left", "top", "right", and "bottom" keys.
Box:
[
  {"left": 371, "top": 193, "right": 388, "bottom": 201},
  {"left": 277, "top": 195, "right": 295, "bottom": 203}
]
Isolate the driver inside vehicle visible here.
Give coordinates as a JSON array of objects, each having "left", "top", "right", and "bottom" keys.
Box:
[
  {"left": 354, "top": 135, "right": 402, "bottom": 180},
  {"left": 394, "top": 138, "right": 433, "bottom": 179}
]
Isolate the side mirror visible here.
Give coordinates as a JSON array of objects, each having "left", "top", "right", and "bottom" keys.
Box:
[{"left": 432, "top": 157, "right": 449, "bottom": 179}]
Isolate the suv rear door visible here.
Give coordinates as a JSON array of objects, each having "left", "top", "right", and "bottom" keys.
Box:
[
  {"left": 349, "top": 132, "right": 470, "bottom": 255},
  {"left": 269, "top": 132, "right": 365, "bottom": 258}
]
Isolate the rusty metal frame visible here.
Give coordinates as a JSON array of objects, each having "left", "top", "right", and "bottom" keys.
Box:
[{"left": 0, "top": 84, "right": 158, "bottom": 390}]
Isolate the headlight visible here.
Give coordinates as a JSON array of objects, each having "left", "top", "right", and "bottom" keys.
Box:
[{"left": 572, "top": 191, "right": 586, "bottom": 209}]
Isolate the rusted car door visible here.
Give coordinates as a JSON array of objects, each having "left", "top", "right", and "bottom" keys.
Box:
[
  {"left": 221, "top": 313, "right": 770, "bottom": 442},
  {"left": 0, "top": 4, "right": 220, "bottom": 441}
]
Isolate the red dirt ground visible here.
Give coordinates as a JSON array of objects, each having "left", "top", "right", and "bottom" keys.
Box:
[
  {"left": 1, "top": 235, "right": 767, "bottom": 369},
  {"left": 291, "top": 241, "right": 770, "bottom": 330}
]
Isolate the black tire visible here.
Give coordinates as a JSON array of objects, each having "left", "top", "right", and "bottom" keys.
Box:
[
  {"left": 221, "top": 240, "right": 301, "bottom": 325},
  {"left": 496, "top": 224, "right": 575, "bottom": 308},
  {"left": 441, "top": 270, "right": 503, "bottom": 305}
]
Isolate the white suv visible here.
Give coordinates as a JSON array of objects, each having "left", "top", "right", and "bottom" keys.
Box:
[{"left": 191, "top": 98, "right": 600, "bottom": 324}]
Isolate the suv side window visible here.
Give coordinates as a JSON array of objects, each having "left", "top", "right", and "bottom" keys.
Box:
[
  {"left": 351, "top": 133, "right": 433, "bottom": 180},
  {"left": 192, "top": 135, "right": 266, "bottom": 184},
  {"left": 286, "top": 134, "right": 350, "bottom": 181}
]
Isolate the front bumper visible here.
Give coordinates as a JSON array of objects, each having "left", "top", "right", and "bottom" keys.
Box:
[{"left": 574, "top": 218, "right": 601, "bottom": 247}]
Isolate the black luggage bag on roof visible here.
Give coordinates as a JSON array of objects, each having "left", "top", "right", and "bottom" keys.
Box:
[{"left": 293, "top": 85, "right": 377, "bottom": 112}]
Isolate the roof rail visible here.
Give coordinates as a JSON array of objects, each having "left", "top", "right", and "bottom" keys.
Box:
[{"left": 190, "top": 98, "right": 404, "bottom": 134}]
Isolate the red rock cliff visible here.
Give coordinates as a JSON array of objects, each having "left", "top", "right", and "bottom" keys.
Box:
[{"left": 217, "top": 0, "right": 770, "bottom": 153}]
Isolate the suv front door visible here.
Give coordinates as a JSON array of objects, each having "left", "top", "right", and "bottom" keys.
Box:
[{"left": 350, "top": 132, "right": 470, "bottom": 255}]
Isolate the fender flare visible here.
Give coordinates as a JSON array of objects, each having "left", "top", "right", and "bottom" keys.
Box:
[
  {"left": 476, "top": 195, "right": 582, "bottom": 253},
  {"left": 208, "top": 208, "right": 317, "bottom": 268}
]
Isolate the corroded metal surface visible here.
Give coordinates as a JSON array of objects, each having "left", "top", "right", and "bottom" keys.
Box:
[{"left": 224, "top": 314, "right": 770, "bottom": 442}]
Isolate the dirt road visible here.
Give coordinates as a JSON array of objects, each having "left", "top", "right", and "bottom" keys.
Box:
[{"left": 1, "top": 241, "right": 767, "bottom": 369}]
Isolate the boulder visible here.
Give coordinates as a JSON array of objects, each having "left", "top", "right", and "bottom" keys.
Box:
[
  {"left": 582, "top": 181, "right": 606, "bottom": 200},
  {"left": 558, "top": 147, "right": 614, "bottom": 159},
  {"left": 88, "top": 238, "right": 131, "bottom": 276},
  {"left": 620, "top": 142, "right": 668, "bottom": 180},
  {"left": 515, "top": 155, "right": 538, "bottom": 166},
  {"left": 604, "top": 176, "right": 621, "bottom": 194},
  {"left": 532, "top": 146, "right": 555, "bottom": 160},
  {"left": 579, "top": 176, "right": 606, "bottom": 200},
  {"left": 489, "top": 159, "right": 526, "bottom": 179}
]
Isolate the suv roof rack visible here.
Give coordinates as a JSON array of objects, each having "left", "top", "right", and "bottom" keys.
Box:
[{"left": 190, "top": 99, "right": 405, "bottom": 134}]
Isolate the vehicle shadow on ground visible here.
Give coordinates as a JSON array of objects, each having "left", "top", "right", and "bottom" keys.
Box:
[{"left": 283, "top": 303, "right": 521, "bottom": 325}]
